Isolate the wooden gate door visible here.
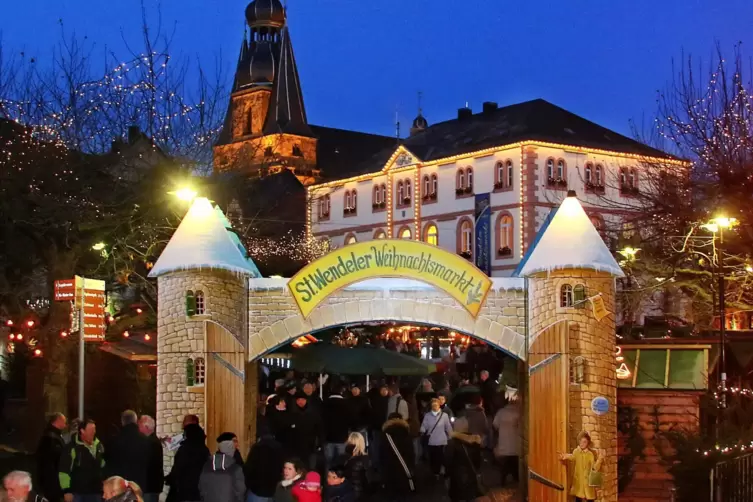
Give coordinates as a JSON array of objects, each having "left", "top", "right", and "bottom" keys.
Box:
[
  {"left": 528, "top": 321, "right": 569, "bottom": 502},
  {"left": 205, "top": 321, "right": 246, "bottom": 453}
]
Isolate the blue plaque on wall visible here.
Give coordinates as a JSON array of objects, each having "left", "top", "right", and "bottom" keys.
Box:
[{"left": 475, "top": 193, "right": 491, "bottom": 276}]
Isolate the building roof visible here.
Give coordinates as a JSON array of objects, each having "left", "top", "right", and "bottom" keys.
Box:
[
  {"left": 263, "top": 27, "right": 313, "bottom": 137},
  {"left": 310, "top": 125, "right": 397, "bottom": 180},
  {"left": 343, "top": 99, "right": 677, "bottom": 177},
  {"left": 518, "top": 192, "right": 624, "bottom": 277},
  {"left": 149, "top": 197, "right": 260, "bottom": 277}
]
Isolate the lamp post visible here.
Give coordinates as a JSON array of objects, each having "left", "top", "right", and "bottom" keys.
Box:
[{"left": 702, "top": 217, "right": 738, "bottom": 409}]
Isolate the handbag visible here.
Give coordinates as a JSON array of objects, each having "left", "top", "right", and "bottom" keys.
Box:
[
  {"left": 422, "top": 411, "right": 445, "bottom": 450},
  {"left": 588, "top": 468, "right": 603, "bottom": 488},
  {"left": 385, "top": 432, "right": 415, "bottom": 492}
]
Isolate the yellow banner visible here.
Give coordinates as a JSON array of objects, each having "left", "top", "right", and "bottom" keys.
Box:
[
  {"left": 590, "top": 294, "right": 609, "bottom": 321},
  {"left": 289, "top": 240, "right": 492, "bottom": 319}
]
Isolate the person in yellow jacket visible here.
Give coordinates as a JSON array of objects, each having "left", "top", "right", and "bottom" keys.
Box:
[{"left": 558, "top": 431, "right": 605, "bottom": 502}]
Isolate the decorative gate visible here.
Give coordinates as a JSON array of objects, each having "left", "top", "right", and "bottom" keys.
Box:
[
  {"left": 205, "top": 321, "right": 246, "bottom": 453},
  {"left": 528, "top": 321, "right": 569, "bottom": 502}
]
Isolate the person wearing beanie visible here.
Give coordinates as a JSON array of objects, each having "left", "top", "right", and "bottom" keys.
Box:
[
  {"left": 216, "top": 432, "right": 244, "bottom": 467},
  {"left": 198, "top": 434, "right": 245, "bottom": 502},
  {"left": 289, "top": 392, "right": 324, "bottom": 471},
  {"left": 291, "top": 471, "right": 322, "bottom": 502}
]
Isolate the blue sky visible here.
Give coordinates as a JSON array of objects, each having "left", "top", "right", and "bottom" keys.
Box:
[{"left": 3, "top": 0, "right": 753, "bottom": 138}]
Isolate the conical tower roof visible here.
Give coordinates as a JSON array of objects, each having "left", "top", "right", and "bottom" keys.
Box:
[
  {"left": 518, "top": 192, "right": 624, "bottom": 277},
  {"left": 149, "top": 197, "right": 259, "bottom": 277}
]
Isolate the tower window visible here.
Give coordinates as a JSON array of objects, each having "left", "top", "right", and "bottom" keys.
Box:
[
  {"left": 185, "top": 291, "right": 196, "bottom": 316},
  {"left": 424, "top": 223, "right": 438, "bottom": 246},
  {"left": 573, "top": 284, "right": 586, "bottom": 308},
  {"left": 560, "top": 284, "right": 574, "bottom": 307},
  {"left": 195, "top": 291, "right": 205, "bottom": 315},
  {"left": 244, "top": 110, "right": 253, "bottom": 135},
  {"left": 264, "top": 147, "right": 274, "bottom": 157},
  {"left": 186, "top": 358, "right": 195, "bottom": 386},
  {"left": 292, "top": 144, "right": 303, "bottom": 157},
  {"left": 194, "top": 357, "right": 206, "bottom": 385}
]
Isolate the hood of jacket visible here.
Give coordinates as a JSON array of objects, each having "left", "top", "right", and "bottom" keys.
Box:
[
  {"left": 183, "top": 423, "right": 206, "bottom": 442},
  {"left": 207, "top": 452, "right": 237, "bottom": 472},
  {"left": 451, "top": 431, "right": 482, "bottom": 445},
  {"left": 382, "top": 417, "right": 410, "bottom": 432}
]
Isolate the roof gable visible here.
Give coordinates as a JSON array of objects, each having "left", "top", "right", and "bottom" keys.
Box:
[
  {"left": 149, "top": 197, "right": 259, "bottom": 277},
  {"left": 518, "top": 193, "right": 624, "bottom": 277}
]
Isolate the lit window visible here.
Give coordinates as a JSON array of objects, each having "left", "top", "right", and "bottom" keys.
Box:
[
  {"left": 345, "top": 234, "right": 357, "bottom": 245},
  {"left": 460, "top": 220, "right": 473, "bottom": 255},
  {"left": 195, "top": 291, "right": 205, "bottom": 315},
  {"left": 595, "top": 165, "right": 603, "bottom": 185},
  {"left": 499, "top": 215, "right": 513, "bottom": 253},
  {"left": 374, "top": 229, "right": 386, "bottom": 239},
  {"left": 399, "top": 227, "right": 412, "bottom": 240},
  {"left": 560, "top": 284, "right": 573, "bottom": 307},
  {"left": 557, "top": 160, "right": 564, "bottom": 179},
  {"left": 506, "top": 161, "right": 513, "bottom": 187},
  {"left": 424, "top": 224, "right": 438, "bottom": 246},
  {"left": 547, "top": 159, "right": 554, "bottom": 179},
  {"left": 584, "top": 163, "right": 592, "bottom": 184},
  {"left": 194, "top": 358, "right": 206, "bottom": 385}
]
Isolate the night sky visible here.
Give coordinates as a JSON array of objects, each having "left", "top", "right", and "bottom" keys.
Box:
[{"left": 3, "top": 0, "right": 753, "bottom": 139}]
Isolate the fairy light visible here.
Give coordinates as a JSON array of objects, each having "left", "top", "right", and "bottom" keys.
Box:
[
  {"left": 519, "top": 146, "right": 525, "bottom": 256},
  {"left": 387, "top": 172, "right": 394, "bottom": 237},
  {"left": 413, "top": 168, "right": 420, "bottom": 240}
]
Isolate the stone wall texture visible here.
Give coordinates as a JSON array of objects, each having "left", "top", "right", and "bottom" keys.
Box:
[
  {"left": 528, "top": 269, "right": 618, "bottom": 502},
  {"left": 156, "top": 270, "right": 247, "bottom": 471},
  {"left": 247, "top": 279, "right": 527, "bottom": 360}
]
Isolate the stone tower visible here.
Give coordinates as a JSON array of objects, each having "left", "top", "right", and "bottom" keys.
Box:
[
  {"left": 520, "top": 191, "right": 624, "bottom": 502},
  {"left": 213, "top": 0, "right": 318, "bottom": 184},
  {"left": 148, "top": 198, "right": 259, "bottom": 470}
]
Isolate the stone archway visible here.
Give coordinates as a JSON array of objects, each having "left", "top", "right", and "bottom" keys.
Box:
[{"left": 248, "top": 277, "right": 528, "bottom": 361}]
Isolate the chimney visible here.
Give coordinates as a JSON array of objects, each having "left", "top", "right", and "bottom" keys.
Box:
[
  {"left": 482, "top": 101, "right": 498, "bottom": 114},
  {"left": 457, "top": 107, "right": 472, "bottom": 120}
]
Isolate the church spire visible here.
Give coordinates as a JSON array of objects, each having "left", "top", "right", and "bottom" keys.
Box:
[{"left": 262, "top": 25, "right": 312, "bottom": 137}]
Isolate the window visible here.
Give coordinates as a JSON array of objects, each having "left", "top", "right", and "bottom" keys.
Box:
[
  {"left": 292, "top": 144, "right": 303, "bottom": 157},
  {"left": 186, "top": 358, "right": 195, "bottom": 386},
  {"left": 620, "top": 168, "right": 627, "bottom": 187},
  {"left": 594, "top": 164, "right": 603, "bottom": 185},
  {"left": 319, "top": 195, "right": 330, "bottom": 219},
  {"left": 431, "top": 174, "right": 438, "bottom": 195},
  {"left": 560, "top": 284, "right": 574, "bottom": 307},
  {"left": 424, "top": 223, "right": 438, "bottom": 246},
  {"left": 351, "top": 190, "right": 357, "bottom": 209},
  {"left": 459, "top": 219, "right": 473, "bottom": 257},
  {"left": 457, "top": 169, "right": 465, "bottom": 190},
  {"left": 498, "top": 214, "right": 514, "bottom": 257},
  {"left": 194, "top": 358, "right": 206, "bottom": 385},
  {"left": 245, "top": 111, "right": 253, "bottom": 135},
  {"left": 557, "top": 159, "right": 565, "bottom": 179},
  {"left": 374, "top": 229, "right": 386, "bottom": 239},
  {"left": 466, "top": 168, "right": 473, "bottom": 191},
  {"left": 399, "top": 227, "right": 412, "bottom": 240},
  {"left": 185, "top": 291, "right": 196, "bottom": 316},
  {"left": 264, "top": 146, "right": 273, "bottom": 157},
  {"left": 506, "top": 160, "right": 513, "bottom": 187},
  {"left": 628, "top": 168, "right": 637, "bottom": 188},
  {"left": 381, "top": 184, "right": 387, "bottom": 203},
  {"left": 496, "top": 162, "right": 504, "bottom": 187},
  {"left": 344, "top": 190, "right": 357, "bottom": 215},
  {"left": 584, "top": 163, "right": 592, "bottom": 184},
  {"left": 573, "top": 284, "right": 586, "bottom": 308},
  {"left": 373, "top": 185, "right": 382, "bottom": 205},
  {"left": 397, "top": 181, "right": 404, "bottom": 202},
  {"left": 195, "top": 291, "right": 205, "bottom": 315},
  {"left": 404, "top": 179, "right": 411, "bottom": 201},
  {"left": 345, "top": 191, "right": 351, "bottom": 209},
  {"left": 423, "top": 175, "right": 431, "bottom": 196},
  {"left": 344, "top": 234, "right": 357, "bottom": 245},
  {"left": 547, "top": 158, "right": 554, "bottom": 179}
]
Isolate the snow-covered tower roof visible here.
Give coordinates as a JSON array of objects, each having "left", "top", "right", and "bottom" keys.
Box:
[
  {"left": 518, "top": 191, "right": 624, "bottom": 278},
  {"left": 149, "top": 197, "right": 260, "bottom": 277}
]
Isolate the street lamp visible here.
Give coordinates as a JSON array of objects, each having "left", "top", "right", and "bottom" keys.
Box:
[
  {"left": 703, "top": 215, "right": 739, "bottom": 409},
  {"left": 173, "top": 187, "right": 197, "bottom": 202}
]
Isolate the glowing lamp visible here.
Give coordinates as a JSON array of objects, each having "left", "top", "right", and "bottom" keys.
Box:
[
  {"left": 60, "top": 331, "right": 68, "bottom": 338},
  {"left": 123, "top": 331, "right": 130, "bottom": 338},
  {"left": 616, "top": 363, "right": 631, "bottom": 380},
  {"left": 33, "top": 349, "right": 42, "bottom": 357},
  {"left": 92, "top": 242, "right": 106, "bottom": 251},
  {"left": 16, "top": 334, "right": 23, "bottom": 341},
  {"left": 618, "top": 247, "right": 640, "bottom": 260},
  {"left": 8, "top": 334, "right": 15, "bottom": 340},
  {"left": 136, "top": 308, "right": 143, "bottom": 314},
  {"left": 144, "top": 334, "right": 151, "bottom": 341},
  {"left": 174, "top": 187, "right": 197, "bottom": 202},
  {"left": 26, "top": 320, "right": 35, "bottom": 328},
  {"left": 5, "top": 320, "right": 13, "bottom": 326}
]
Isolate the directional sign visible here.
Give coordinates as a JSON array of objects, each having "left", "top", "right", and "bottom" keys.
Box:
[
  {"left": 54, "top": 279, "right": 76, "bottom": 301},
  {"left": 56, "top": 276, "right": 108, "bottom": 342}
]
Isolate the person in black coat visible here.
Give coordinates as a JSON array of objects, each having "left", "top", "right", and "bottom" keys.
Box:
[
  {"left": 324, "top": 387, "right": 350, "bottom": 466},
  {"left": 138, "top": 415, "right": 164, "bottom": 502},
  {"left": 165, "top": 423, "right": 210, "bottom": 502},
  {"left": 106, "top": 410, "right": 150, "bottom": 490},
  {"left": 244, "top": 433, "right": 285, "bottom": 500},
  {"left": 342, "top": 435, "right": 370, "bottom": 501},
  {"left": 35, "top": 412, "right": 66, "bottom": 502},
  {"left": 444, "top": 418, "right": 483, "bottom": 502},
  {"left": 345, "top": 386, "right": 369, "bottom": 434},
  {"left": 379, "top": 414, "right": 415, "bottom": 500},
  {"left": 289, "top": 393, "right": 325, "bottom": 471}
]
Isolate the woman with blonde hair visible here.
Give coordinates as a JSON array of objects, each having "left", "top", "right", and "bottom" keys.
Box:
[
  {"left": 342, "top": 432, "right": 370, "bottom": 500},
  {"left": 103, "top": 476, "right": 144, "bottom": 502}
]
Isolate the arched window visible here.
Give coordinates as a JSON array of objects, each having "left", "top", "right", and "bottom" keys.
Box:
[
  {"left": 594, "top": 164, "right": 603, "bottom": 185},
  {"left": 573, "top": 284, "right": 586, "bottom": 309},
  {"left": 186, "top": 290, "right": 196, "bottom": 316},
  {"left": 547, "top": 158, "right": 555, "bottom": 179},
  {"left": 319, "top": 195, "right": 330, "bottom": 218},
  {"left": 344, "top": 191, "right": 351, "bottom": 210},
  {"left": 628, "top": 168, "right": 637, "bottom": 189},
  {"left": 404, "top": 179, "right": 411, "bottom": 201},
  {"left": 557, "top": 159, "right": 565, "bottom": 179},
  {"left": 620, "top": 168, "right": 627, "bottom": 188},
  {"left": 344, "top": 234, "right": 357, "bottom": 245},
  {"left": 423, "top": 175, "right": 431, "bottom": 196},
  {"left": 374, "top": 229, "right": 386, "bottom": 239},
  {"left": 498, "top": 214, "right": 514, "bottom": 256},
  {"left": 584, "top": 163, "right": 592, "bottom": 184},
  {"left": 351, "top": 190, "right": 357, "bottom": 209},
  {"left": 195, "top": 291, "right": 205, "bottom": 315},
  {"left": 397, "top": 181, "right": 404, "bottom": 202},
  {"left": 466, "top": 167, "right": 473, "bottom": 191},
  {"left": 506, "top": 160, "right": 514, "bottom": 187},
  {"left": 424, "top": 223, "right": 438, "bottom": 246},
  {"left": 194, "top": 357, "right": 206, "bottom": 385},
  {"left": 399, "top": 227, "right": 412, "bottom": 240},
  {"left": 496, "top": 162, "right": 504, "bottom": 187},
  {"left": 457, "top": 169, "right": 465, "bottom": 190},
  {"left": 458, "top": 219, "right": 473, "bottom": 257},
  {"left": 381, "top": 184, "right": 387, "bottom": 203},
  {"left": 431, "top": 174, "right": 438, "bottom": 195},
  {"left": 373, "top": 185, "right": 381, "bottom": 205},
  {"left": 292, "top": 144, "right": 303, "bottom": 157},
  {"left": 245, "top": 110, "right": 253, "bottom": 135},
  {"left": 560, "top": 284, "right": 573, "bottom": 307}
]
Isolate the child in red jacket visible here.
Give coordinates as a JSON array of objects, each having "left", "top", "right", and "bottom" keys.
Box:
[{"left": 292, "top": 471, "right": 322, "bottom": 502}]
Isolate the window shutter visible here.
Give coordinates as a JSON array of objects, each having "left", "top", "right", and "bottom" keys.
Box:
[
  {"left": 186, "top": 291, "right": 196, "bottom": 316},
  {"left": 573, "top": 285, "right": 586, "bottom": 309},
  {"left": 186, "top": 358, "right": 195, "bottom": 386}
]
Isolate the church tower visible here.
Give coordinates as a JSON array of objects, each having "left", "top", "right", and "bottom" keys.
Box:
[{"left": 213, "top": 0, "right": 318, "bottom": 184}]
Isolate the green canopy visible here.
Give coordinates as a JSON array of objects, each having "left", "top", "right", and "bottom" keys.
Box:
[{"left": 284, "top": 344, "right": 436, "bottom": 376}]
